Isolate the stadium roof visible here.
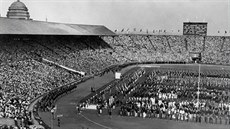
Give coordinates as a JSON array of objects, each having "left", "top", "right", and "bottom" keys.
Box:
[{"left": 0, "top": 17, "right": 115, "bottom": 35}]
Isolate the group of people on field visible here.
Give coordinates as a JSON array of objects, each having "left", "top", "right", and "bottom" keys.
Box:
[{"left": 80, "top": 67, "right": 230, "bottom": 125}]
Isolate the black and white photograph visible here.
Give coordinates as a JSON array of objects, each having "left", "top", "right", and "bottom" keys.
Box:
[{"left": 0, "top": 0, "right": 229, "bottom": 129}]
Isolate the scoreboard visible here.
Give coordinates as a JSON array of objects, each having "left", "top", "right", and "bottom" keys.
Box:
[{"left": 183, "top": 22, "right": 208, "bottom": 36}]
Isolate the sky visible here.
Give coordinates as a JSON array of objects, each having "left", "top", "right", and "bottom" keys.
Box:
[{"left": 0, "top": 0, "right": 229, "bottom": 35}]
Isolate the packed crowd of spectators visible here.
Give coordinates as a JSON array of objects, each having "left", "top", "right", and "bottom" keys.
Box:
[
  {"left": 0, "top": 35, "right": 128, "bottom": 128},
  {"left": 0, "top": 34, "right": 229, "bottom": 128},
  {"left": 0, "top": 37, "right": 82, "bottom": 127},
  {"left": 27, "top": 36, "right": 125, "bottom": 74},
  {"left": 0, "top": 125, "right": 16, "bottom": 129},
  {"left": 102, "top": 35, "right": 230, "bottom": 64}
]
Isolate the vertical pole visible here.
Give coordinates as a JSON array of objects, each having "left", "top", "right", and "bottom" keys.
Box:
[
  {"left": 197, "top": 64, "right": 201, "bottom": 109},
  {"left": 93, "top": 74, "right": 95, "bottom": 91},
  {"left": 50, "top": 109, "right": 54, "bottom": 129},
  {"left": 50, "top": 112, "right": 53, "bottom": 129},
  {"left": 228, "top": 82, "right": 230, "bottom": 114},
  {"left": 90, "top": 66, "right": 95, "bottom": 92}
]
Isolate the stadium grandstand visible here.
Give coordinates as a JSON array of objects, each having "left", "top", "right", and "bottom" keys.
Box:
[{"left": 0, "top": 0, "right": 229, "bottom": 129}]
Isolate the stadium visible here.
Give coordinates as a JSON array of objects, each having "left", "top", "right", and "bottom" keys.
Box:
[{"left": 0, "top": 0, "right": 230, "bottom": 129}]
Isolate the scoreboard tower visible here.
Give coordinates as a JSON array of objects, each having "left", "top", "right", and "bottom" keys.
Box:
[
  {"left": 183, "top": 22, "right": 208, "bottom": 36},
  {"left": 183, "top": 22, "right": 208, "bottom": 63}
]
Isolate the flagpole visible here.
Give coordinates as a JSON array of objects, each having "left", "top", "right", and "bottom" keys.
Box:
[{"left": 197, "top": 63, "right": 201, "bottom": 109}]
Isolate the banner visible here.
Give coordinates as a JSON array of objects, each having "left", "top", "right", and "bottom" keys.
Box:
[
  {"left": 115, "top": 72, "right": 121, "bottom": 79},
  {"left": 85, "top": 105, "right": 97, "bottom": 110}
]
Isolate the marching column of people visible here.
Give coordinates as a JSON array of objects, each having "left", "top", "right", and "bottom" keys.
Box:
[
  {"left": 80, "top": 67, "right": 230, "bottom": 125},
  {"left": 119, "top": 68, "right": 230, "bottom": 125}
]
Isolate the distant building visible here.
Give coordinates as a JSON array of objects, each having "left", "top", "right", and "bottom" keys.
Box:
[{"left": 7, "top": 0, "right": 30, "bottom": 20}]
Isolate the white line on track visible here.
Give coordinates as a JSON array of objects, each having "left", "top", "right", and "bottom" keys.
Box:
[
  {"left": 79, "top": 113, "right": 112, "bottom": 129},
  {"left": 140, "top": 65, "right": 161, "bottom": 68}
]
